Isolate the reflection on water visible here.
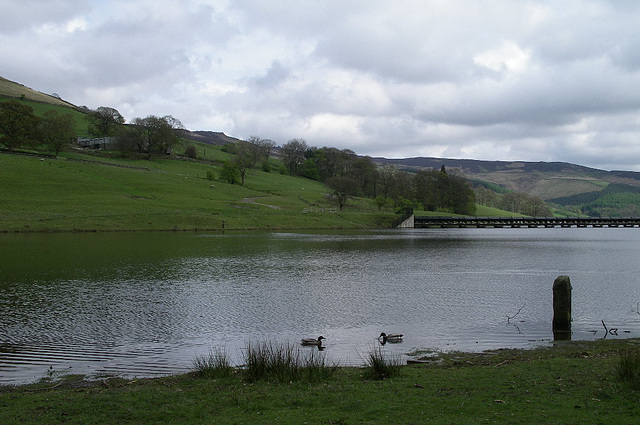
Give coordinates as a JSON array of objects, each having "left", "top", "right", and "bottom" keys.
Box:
[{"left": 1, "top": 229, "right": 640, "bottom": 384}]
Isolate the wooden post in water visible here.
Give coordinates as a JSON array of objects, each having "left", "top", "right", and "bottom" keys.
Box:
[{"left": 553, "top": 275, "right": 572, "bottom": 340}]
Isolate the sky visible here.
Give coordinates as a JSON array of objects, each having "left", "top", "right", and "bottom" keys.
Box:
[{"left": 1, "top": 0, "right": 640, "bottom": 171}]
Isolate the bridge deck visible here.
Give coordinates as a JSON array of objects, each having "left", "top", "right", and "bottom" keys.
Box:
[{"left": 413, "top": 216, "right": 640, "bottom": 228}]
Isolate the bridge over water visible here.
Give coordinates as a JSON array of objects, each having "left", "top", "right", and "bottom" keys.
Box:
[{"left": 407, "top": 216, "right": 640, "bottom": 228}]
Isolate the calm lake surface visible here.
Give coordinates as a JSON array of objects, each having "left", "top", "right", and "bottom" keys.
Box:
[{"left": 1, "top": 228, "right": 640, "bottom": 384}]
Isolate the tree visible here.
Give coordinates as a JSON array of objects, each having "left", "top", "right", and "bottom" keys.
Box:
[
  {"left": 326, "top": 176, "right": 361, "bottom": 211},
  {"left": 281, "top": 138, "right": 308, "bottom": 175},
  {"left": 87, "top": 106, "right": 125, "bottom": 136},
  {"left": 500, "top": 192, "right": 529, "bottom": 214},
  {"left": 41, "top": 110, "right": 75, "bottom": 156},
  {"left": 0, "top": 100, "right": 40, "bottom": 150},
  {"left": 220, "top": 160, "right": 240, "bottom": 184},
  {"left": 129, "top": 115, "right": 182, "bottom": 158},
  {"left": 259, "top": 138, "right": 276, "bottom": 162},
  {"left": 346, "top": 156, "right": 379, "bottom": 198},
  {"left": 184, "top": 144, "right": 197, "bottom": 158},
  {"left": 500, "top": 192, "right": 551, "bottom": 216},
  {"left": 233, "top": 142, "right": 250, "bottom": 186},
  {"left": 245, "top": 136, "right": 266, "bottom": 168},
  {"left": 114, "top": 125, "right": 138, "bottom": 157},
  {"left": 413, "top": 169, "right": 475, "bottom": 214},
  {"left": 448, "top": 175, "right": 476, "bottom": 215}
]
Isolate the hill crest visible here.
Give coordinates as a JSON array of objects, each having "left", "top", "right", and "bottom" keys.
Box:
[
  {"left": 0, "top": 76, "right": 80, "bottom": 110},
  {"left": 374, "top": 156, "right": 640, "bottom": 200}
]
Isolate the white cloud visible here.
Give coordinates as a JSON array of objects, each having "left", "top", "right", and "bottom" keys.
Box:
[{"left": 2, "top": 0, "right": 640, "bottom": 170}]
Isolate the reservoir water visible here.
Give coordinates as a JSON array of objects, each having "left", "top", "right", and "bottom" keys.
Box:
[{"left": 1, "top": 228, "right": 639, "bottom": 384}]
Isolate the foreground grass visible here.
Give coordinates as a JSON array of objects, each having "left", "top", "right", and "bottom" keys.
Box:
[{"left": 1, "top": 339, "right": 639, "bottom": 424}]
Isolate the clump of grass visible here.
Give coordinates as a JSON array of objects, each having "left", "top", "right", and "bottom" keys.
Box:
[
  {"left": 191, "top": 347, "right": 233, "bottom": 379},
  {"left": 362, "top": 346, "right": 404, "bottom": 380},
  {"left": 242, "top": 340, "right": 336, "bottom": 383},
  {"left": 617, "top": 348, "right": 640, "bottom": 389}
]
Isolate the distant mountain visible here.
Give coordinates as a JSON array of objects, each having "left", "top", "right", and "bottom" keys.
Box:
[
  {"left": 175, "top": 130, "right": 244, "bottom": 146},
  {"left": 373, "top": 156, "right": 640, "bottom": 202}
]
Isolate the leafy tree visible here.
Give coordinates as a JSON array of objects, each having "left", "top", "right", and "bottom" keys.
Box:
[
  {"left": 326, "top": 176, "right": 361, "bottom": 211},
  {"left": 413, "top": 169, "right": 475, "bottom": 214},
  {"left": 114, "top": 125, "right": 138, "bottom": 156},
  {"left": 378, "top": 164, "right": 399, "bottom": 198},
  {"left": 220, "top": 160, "right": 240, "bottom": 184},
  {"left": 281, "top": 138, "right": 308, "bottom": 175},
  {"left": 301, "top": 157, "right": 321, "bottom": 180},
  {"left": 87, "top": 106, "right": 125, "bottom": 136},
  {"left": 311, "top": 147, "right": 350, "bottom": 181},
  {"left": 523, "top": 195, "right": 552, "bottom": 216},
  {"left": 129, "top": 115, "right": 183, "bottom": 158},
  {"left": 0, "top": 100, "right": 40, "bottom": 150},
  {"left": 346, "top": 156, "right": 379, "bottom": 198},
  {"left": 474, "top": 186, "right": 499, "bottom": 208},
  {"left": 499, "top": 192, "right": 550, "bottom": 216},
  {"left": 448, "top": 175, "right": 476, "bottom": 215},
  {"left": 41, "top": 110, "right": 75, "bottom": 156}
]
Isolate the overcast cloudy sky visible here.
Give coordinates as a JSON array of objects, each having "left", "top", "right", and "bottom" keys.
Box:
[{"left": 2, "top": 0, "right": 640, "bottom": 170}]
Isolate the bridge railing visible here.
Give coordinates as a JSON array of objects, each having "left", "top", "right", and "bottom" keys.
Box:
[{"left": 412, "top": 216, "right": 640, "bottom": 228}]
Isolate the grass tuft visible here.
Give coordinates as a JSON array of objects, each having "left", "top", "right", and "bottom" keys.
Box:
[
  {"left": 191, "top": 347, "right": 233, "bottom": 379},
  {"left": 362, "top": 346, "right": 403, "bottom": 380},
  {"left": 242, "top": 340, "right": 336, "bottom": 383},
  {"left": 617, "top": 347, "right": 640, "bottom": 389}
]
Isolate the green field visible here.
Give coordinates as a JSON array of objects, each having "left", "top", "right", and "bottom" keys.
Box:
[
  {"left": 0, "top": 150, "right": 398, "bottom": 232},
  {"left": 1, "top": 338, "right": 638, "bottom": 424}
]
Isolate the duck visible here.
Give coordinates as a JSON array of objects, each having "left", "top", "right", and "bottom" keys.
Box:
[
  {"left": 378, "top": 332, "right": 403, "bottom": 344},
  {"left": 301, "top": 336, "right": 326, "bottom": 346}
]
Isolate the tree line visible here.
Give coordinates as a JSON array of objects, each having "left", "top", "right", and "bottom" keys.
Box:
[
  {"left": 0, "top": 100, "right": 75, "bottom": 156},
  {"left": 474, "top": 185, "right": 552, "bottom": 216},
  {"left": 220, "top": 136, "right": 476, "bottom": 214},
  {"left": 0, "top": 101, "right": 184, "bottom": 159}
]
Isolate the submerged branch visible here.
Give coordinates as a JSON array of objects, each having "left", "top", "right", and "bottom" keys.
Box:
[{"left": 506, "top": 304, "right": 525, "bottom": 323}]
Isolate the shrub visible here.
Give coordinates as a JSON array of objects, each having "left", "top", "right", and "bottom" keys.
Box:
[
  {"left": 185, "top": 144, "right": 197, "bottom": 158},
  {"left": 206, "top": 169, "right": 216, "bottom": 181}
]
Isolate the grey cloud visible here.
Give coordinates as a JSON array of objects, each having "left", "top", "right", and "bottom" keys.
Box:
[{"left": 2, "top": 0, "right": 640, "bottom": 170}]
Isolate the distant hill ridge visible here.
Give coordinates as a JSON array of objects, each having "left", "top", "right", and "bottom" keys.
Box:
[
  {"left": 374, "top": 156, "right": 640, "bottom": 200},
  {"left": 175, "top": 129, "right": 244, "bottom": 146}
]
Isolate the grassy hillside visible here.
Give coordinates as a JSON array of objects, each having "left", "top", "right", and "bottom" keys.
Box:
[
  {"left": 0, "top": 150, "right": 397, "bottom": 232},
  {"left": 0, "top": 76, "right": 79, "bottom": 109},
  {"left": 0, "top": 95, "right": 91, "bottom": 137}
]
